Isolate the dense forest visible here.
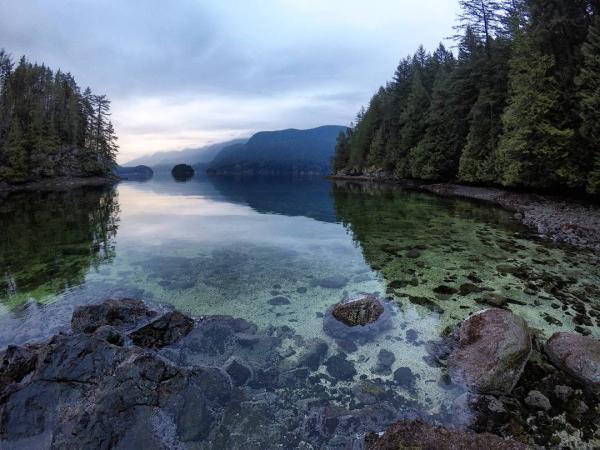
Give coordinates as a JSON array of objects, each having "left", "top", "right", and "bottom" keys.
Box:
[
  {"left": 333, "top": 0, "right": 600, "bottom": 195},
  {"left": 0, "top": 51, "right": 117, "bottom": 183}
]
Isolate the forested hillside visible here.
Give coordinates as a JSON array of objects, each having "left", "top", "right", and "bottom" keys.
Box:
[
  {"left": 333, "top": 0, "right": 600, "bottom": 194},
  {"left": 208, "top": 126, "right": 346, "bottom": 175},
  {"left": 0, "top": 51, "right": 117, "bottom": 183}
]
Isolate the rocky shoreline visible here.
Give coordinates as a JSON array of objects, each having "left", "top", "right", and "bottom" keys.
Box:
[
  {"left": 0, "top": 176, "right": 116, "bottom": 194},
  {"left": 1, "top": 298, "right": 598, "bottom": 449},
  {"left": 331, "top": 175, "right": 600, "bottom": 254}
]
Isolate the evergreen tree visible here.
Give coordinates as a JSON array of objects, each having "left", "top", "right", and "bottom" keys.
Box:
[
  {"left": 497, "top": 32, "right": 576, "bottom": 188},
  {"left": 0, "top": 50, "right": 118, "bottom": 183},
  {"left": 577, "top": 15, "right": 600, "bottom": 193}
]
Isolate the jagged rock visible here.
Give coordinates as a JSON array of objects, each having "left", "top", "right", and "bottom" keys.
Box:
[
  {"left": 71, "top": 298, "right": 156, "bottom": 334},
  {"left": 364, "top": 420, "right": 529, "bottom": 450},
  {"left": 448, "top": 309, "right": 531, "bottom": 395},
  {"left": 331, "top": 295, "right": 384, "bottom": 327},
  {"left": 545, "top": 332, "right": 600, "bottom": 392},
  {"left": 129, "top": 311, "right": 194, "bottom": 348}
]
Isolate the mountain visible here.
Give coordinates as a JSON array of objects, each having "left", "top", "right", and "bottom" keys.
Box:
[
  {"left": 124, "top": 139, "right": 247, "bottom": 169},
  {"left": 207, "top": 126, "right": 347, "bottom": 176}
]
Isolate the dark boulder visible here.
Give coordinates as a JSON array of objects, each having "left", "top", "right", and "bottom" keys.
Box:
[
  {"left": 129, "top": 311, "right": 194, "bottom": 349},
  {"left": 365, "top": 420, "right": 529, "bottom": 450},
  {"left": 331, "top": 295, "right": 384, "bottom": 327},
  {"left": 448, "top": 309, "right": 531, "bottom": 395},
  {"left": 71, "top": 298, "right": 156, "bottom": 334},
  {"left": 171, "top": 164, "right": 195, "bottom": 181},
  {"left": 545, "top": 332, "right": 600, "bottom": 392}
]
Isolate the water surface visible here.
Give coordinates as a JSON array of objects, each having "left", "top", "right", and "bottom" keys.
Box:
[{"left": 1, "top": 176, "right": 599, "bottom": 447}]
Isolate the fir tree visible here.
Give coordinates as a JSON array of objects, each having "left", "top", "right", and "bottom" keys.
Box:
[{"left": 577, "top": 15, "right": 600, "bottom": 193}]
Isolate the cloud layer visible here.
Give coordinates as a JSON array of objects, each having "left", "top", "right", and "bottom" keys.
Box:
[{"left": 0, "top": 0, "right": 459, "bottom": 162}]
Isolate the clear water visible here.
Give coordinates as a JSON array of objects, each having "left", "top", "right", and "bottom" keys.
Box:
[{"left": 1, "top": 176, "right": 599, "bottom": 447}]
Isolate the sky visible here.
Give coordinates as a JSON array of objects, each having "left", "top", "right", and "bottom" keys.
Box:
[{"left": 0, "top": 0, "right": 459, "bottom": 163}]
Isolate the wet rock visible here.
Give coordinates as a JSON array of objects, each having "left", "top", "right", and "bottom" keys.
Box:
[
  {"left": 524, "top": 390, "right": 551, "bottom": 411},
  {"left": 352, "top": 380, "right": 386, "bottom": 405},
  {"left": 129, "top": 311, "right": 194, "bottom": 349},
  {"left": 407, "top": 296, "right": 444, "bottom": 314},
  {"left": 224, "top": 357, "right": 252, "bottom": 386},
  {"left": 0, "top": 344, "right": 40, "bottom": 386},
  {"left": 433, "top": 285, "right": 458, "bottom": 296},
  {"left": 93, "top": 325, "right": 125, "bottom": 346},
  {"left": 297, "top": 339, "right": 329, "bottom": 371},
  {"left": 323, "top": 298, "right": 392, "bottom": 342},
  {"left": 71, "top": 298, "right": 156, "bottom": 333},
  {"left": 314, "top": 276, "right": 349, "bottom": 289},
  {"left": 393, "top": 367, "right": 417, "bottom": 393},
  {"left": 478, "top": 293, "right": 508, "bottom": 308},
  {"left": 325, "top": 354, "right": 356, "bottom": 381},
  {"left": 331, "top": 295, "right": 384, "bottom": 327},
  {"left": 459, "top": 283, "right": 482, "bottom": 296},
  {"left": 364, "top": 420, "right": 529, "bottom": 450},
  {"left": 448, "top": 309, "right": 532, "bottom": 395},
  {"left": 545, "top": 332, "right": 600, "bottom": 392},
  {"left": 268, "top": 296, "right": 291, "bottom": 306},
  {"left": 297, "top": 287, "right": 308, "bottom": 294},
  {"left": 372, "top": 349, "right": 395, "bottom": 375}
]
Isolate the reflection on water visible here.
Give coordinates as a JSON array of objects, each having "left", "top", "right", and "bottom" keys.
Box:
[{"left": 0, "top": 176, "right": 599, "bottom": 448}]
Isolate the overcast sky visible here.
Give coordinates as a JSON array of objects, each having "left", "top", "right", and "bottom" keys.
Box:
[{"left": 0, "top": 0, "right": 459, "bottom": 163}]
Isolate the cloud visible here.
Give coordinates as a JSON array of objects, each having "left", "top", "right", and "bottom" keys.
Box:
[{"left": 0, "top": 0, "right": 460, "bottom": 162}]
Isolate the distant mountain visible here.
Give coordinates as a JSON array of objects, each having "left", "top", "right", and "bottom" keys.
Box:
[
  {"left": 124, "top": 139, "right": 247, "bottom": 169},
  {"left": 207, "top": 126, "right": 347, "bottom": 176}
]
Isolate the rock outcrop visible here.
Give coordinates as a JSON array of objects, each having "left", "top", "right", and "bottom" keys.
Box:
[{"left": 448, "top": 309, "right": 532, "bottom": 395}]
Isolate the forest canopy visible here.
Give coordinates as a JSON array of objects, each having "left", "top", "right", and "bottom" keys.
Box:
[
  {"left": 333, "top": 0, "right": 600, "bottom": 195},
  {"left": 0, "top": 51, "right": 117, "bottom": 183}
]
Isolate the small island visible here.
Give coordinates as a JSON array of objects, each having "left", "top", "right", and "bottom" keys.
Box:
[{"left": 171, "top": 164, "right": 195, "bottom": 181}]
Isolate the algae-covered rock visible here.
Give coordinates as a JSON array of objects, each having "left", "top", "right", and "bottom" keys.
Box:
[{"left": 448, "top": 309, "right": 532, "bottom": 395}]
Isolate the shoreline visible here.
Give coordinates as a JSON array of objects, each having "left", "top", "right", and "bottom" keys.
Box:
[
  {"left": 0, "top": 176, "right": 117, "bottom": 193},
  {"left": 330, "top": 175, "right": 600, "bottom": 254}
]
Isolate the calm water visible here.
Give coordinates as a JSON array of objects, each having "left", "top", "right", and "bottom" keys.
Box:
[{"left": 1, "top": 176, "right": 599, "bottom": 447}]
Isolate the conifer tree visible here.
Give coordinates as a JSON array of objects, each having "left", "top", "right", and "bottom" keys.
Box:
[
  {"left": 577, "top": 15, "right": 600, "bottom": 193},
  {"left": 497, "top": 32, "right": 576, "bottom": 188}
]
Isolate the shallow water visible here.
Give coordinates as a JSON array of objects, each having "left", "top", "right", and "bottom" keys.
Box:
[{"left": 1, "top": 176, "right": 599, "bottom": 447}]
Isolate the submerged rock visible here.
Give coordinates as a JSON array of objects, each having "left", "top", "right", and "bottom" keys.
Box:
[
  {"left": 331, "top": 295, "right": 384, "bottom": 327},
  {"left": 364, "top": 420, "right": 529, "bottom": 450},
  {"left": 545, "top": 332, "right": 600, "bottom": 392},
  {"left": 325, "top": 354, "right": 357, "bottom": 381},
  {"left": 448, "top": 309, "right": 531, "bottom": 395}
]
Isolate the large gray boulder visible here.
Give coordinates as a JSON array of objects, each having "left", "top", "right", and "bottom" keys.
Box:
[
  {"left": 545, "top": 332, "right": 600, "bottom": 392},
  {"left": 448, "top": 309, "right": 532, "bottom": 395},
  {"left": 365, "top": 420, "right": 529, "bottom": 450}
]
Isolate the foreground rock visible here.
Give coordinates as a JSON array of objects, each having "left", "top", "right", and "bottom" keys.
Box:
[
  {"left": 545, "top": 332, "right": 600, "bottom": 392},
  {"left": 331, "top": 295, "right": 384, "bottom": 327},
  {"left": 0, "top": 299, "right": 219, "bottom": 449},
  {"left": 365, "top": 420, "right": 529, "bottom": 450},
  {"left": 448, "top": 309, "right": 531, "bottom": 395}
]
